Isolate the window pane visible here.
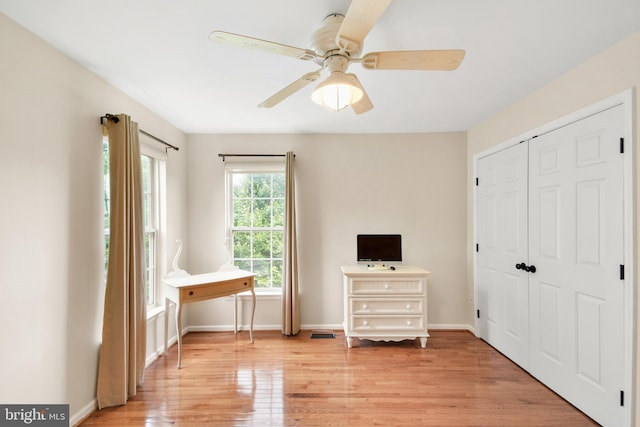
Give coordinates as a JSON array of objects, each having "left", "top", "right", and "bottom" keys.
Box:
[
  {"left": 233, "top": 199, "right": 252, "bottom": 227},
  {"left": 253, "top": 199, "right": 271, "bottom": 227},
  {"left": 253, "top": 260, "right": 270, "bottom": 288},
  {"left": 141, "top": 155, "right": 153, "bottom": 228},
  {"left": 233, "top": 174, "right": 251, "bottom": 198},
  {"left": 272, "top": 231, "right": 283, "bottom": 258},
  {"left": 253, "top": 174, "right": 271, "bottom": 198},
  {"left": 273, "top": 199, "right": 284, "bottom": 227},
  {"left": 140, "top": 155, "right": 155, "bottom": 305},
  {"left": 233, "top": 231, "right": 251, "bottom": 259},
  {"left": 103, "top": 139, "right": 110, "bottom": 276},
  {"left": 252, "top": 231, "right": 271, "bottom": 259},
  {"left": 272, "top": 260, "right": 283, "bottom": 287},
  {"left": 104, "top": 185, "right": 110, "bottom": 229},
  {"left": 144, "top": 232, "right": 151, "bottom": 298},
  {"left": 273, "top": 174, "right": 285, "bottom": 197},
  {"left": 235, "top": 259, "right": 251, "bottom": 272},
  {"left": 104, "top": 233, "right": 110, "bottom": 274}
]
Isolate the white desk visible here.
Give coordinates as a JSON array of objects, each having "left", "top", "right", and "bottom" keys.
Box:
[{"left": 162, "top": 269, "right": 256, "bottom": 368}]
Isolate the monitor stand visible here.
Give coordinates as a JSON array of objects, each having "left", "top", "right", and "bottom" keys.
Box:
[{"left": 367, "top": 263, "right": 390, "bottom": 270}]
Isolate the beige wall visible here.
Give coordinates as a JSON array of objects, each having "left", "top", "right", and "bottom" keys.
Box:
[
  {"left": 185, "top": 132, "right": 469, "bottom": 331},
  {"left": 0, "top": 12, "right": 188, "bottom": 424},
  {"left": 467, "top": 31, "right": 640, "bottom": 425}
]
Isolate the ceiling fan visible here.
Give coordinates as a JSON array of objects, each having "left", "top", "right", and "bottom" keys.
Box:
[{"left": 209, "top": 0, "right": 465, "bottom": 114}]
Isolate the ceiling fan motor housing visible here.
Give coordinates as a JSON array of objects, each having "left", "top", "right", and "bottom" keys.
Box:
[
  {"left": 324, "top": 54, "right": 349, "bottom": 73},
  {"left": 309, "top": 13, "right": 362, "bottom": 64}
]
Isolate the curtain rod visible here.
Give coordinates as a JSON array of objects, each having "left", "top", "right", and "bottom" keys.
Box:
[
  {"left": 218, "top": 153, "right": 292, "bottom": 162},
  {"left": 100, "top": 114, "right": 179, "bottom": 152}
]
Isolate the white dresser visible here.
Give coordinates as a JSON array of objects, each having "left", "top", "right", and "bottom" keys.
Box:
[{"left": 341, "top": 266, "right": 430, "bottom": 348}]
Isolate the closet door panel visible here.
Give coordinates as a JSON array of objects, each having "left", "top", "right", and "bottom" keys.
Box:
[
  {"left": 538, "top": 281, "right": 560, "bottom": 362},
  {"left": 477, "top": 142, "right": 529, "bottom": 369},
  {"left": 528, "top": 105, "right": 625, "bottom": 427}
]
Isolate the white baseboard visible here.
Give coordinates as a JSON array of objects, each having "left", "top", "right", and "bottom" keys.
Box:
[
  {"left": 70, "top": 398, "right": 97, "bottom": 427},
  {"left": 187, "top": 324, "right": 281, "bottom": 333},
  {"left": 301, "top": 323, "right": 344, "bottom": 331},
  {"left": 146, "top": 349, "right": 162, "bottom": 367},
  {"left": 428, "top": 323, "right": 475, "bottom": 334},
  {"left": 146, "top": 333, "right": 180, "bottom": 367},
  {"left": 184, "top": 323, "right": 475, "bottom": 334}
]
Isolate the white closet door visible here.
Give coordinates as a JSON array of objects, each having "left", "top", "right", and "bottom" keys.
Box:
[
  {"left": 528, "top": 105, "right": 625, "bottom": 426},
  {"left": 477, "top": 142, "right": 529, "bottom": 369}
]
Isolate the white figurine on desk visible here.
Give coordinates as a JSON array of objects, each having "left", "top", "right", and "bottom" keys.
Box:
[
  {"left": 165, "top": 239, "right": 190, "bottom": 278},
  {"left": 216, "top": 237, "right": 239, "bottom": 272}
]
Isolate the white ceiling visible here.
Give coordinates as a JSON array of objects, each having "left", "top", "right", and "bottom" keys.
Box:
[{"left": 1, "top": 0, "right": 639, "bottom": 134}]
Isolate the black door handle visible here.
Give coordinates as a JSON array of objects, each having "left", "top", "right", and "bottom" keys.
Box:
[{"left": 516, "top": 263, "right": 537, "bottom": 273}]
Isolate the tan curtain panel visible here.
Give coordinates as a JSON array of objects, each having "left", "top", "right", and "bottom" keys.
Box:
[
  {"left": 97, "top": 114, "right": 147, "bottom": 409},
  {"left": 282, "top": 151, "right": 300, "bottom": 335}
]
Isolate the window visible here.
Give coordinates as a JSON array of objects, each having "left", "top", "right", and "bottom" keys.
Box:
[
  {"left": 226, "top": 165, "right": 285, "bottom": 290},
  {"left": 103, "top": 137, "right": 166, "bottom": 307},
  {"left": 141, "top": 153, "right": 159, "bottom": 306},
  {"left": 103, "top": 138, "right": 110, "bottom": 278}
]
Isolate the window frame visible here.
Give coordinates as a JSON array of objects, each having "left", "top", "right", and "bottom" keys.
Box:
[
  {"left": 102, "top": 137, "right": 110, "bottom": 284},
  {"left": 225, "top": 161, "right": 285, "bottom": 293},
  {"left": 139, "top": 141, "right": 167, "bottom": 309}
]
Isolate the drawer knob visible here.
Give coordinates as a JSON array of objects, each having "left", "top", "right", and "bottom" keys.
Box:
[
  {"left": 362, "top": 320, "right": 369, "bottom": 326},
  {"left": 384, "top": 284, "right": 390, "bottom": 289},
  {"left": 362, "top": 304, "right": 368, "bottom": 310},
  {"left": 189, "top": 291, "right": 194, "bottom": 296},
  {"left": 406, "top": 304, "right": 412, "bottom": 310},
  {"left": 406, "top": 320, "right": 412, "bottom": 326},
  {"left": 244, "top": 281, "right": 248, "bottom": 286}
]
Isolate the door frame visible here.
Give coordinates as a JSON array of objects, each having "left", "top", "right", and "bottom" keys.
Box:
[{"left": 472, "top": 88, "right": 635, "bottom": 426}]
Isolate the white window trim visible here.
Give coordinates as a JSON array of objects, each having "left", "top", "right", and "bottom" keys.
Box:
[{"left": 140, "top": 137, "right": 167, "bottom": 311}]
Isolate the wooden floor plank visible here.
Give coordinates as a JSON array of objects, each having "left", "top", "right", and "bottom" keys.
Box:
[{"left": 80, "top": 330, "right": 598, "bottom": 426}]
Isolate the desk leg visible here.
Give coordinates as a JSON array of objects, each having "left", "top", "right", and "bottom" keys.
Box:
[
  {"left": 164, "top": 297, "right": 170, "bottom": 354},
  {"left": 233, "top": 294, "right": 238, "bottom": 334},
  {"left": 249, "top": 289, "right": 256, "bottom": 344},
  {"left": 175, "top": 301, "right": 183, "bottom": 369}
]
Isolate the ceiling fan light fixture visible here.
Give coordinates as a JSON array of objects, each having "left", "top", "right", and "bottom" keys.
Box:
[{"left": 311, "top": 71, "right": 363, "bottom": 111}]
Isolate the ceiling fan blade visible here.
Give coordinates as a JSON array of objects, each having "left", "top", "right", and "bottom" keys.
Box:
[
  {"left": 336, "top": 0, "right": 393, "bottom": 52},
  {"left": 210, "top": 31, "right": 317, "bottom": 61},
  {"left": 258, "top": 71, "right": 322, "bottom": 108},
  {"left": 347, "top": 74, "right": 373, "bottom": 115},
  {"left": 361, "top": 50, "right": 465, "bottom": 71}
]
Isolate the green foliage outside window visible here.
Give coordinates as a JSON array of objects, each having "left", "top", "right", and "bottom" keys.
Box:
[{"left": 231, "top": 172, "right": 285, "bottom": 289}]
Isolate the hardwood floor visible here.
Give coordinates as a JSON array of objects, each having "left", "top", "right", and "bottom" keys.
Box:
[{"left": 80, "top": 330, "right": 598, "bottom": 426}]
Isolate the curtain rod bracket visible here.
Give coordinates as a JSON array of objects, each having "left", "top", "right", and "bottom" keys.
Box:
[
  {"left": 218, "top": 153, "right": 293, "bottom": 162},
  {"left": 100, "top": 114, "right": 120, "bottom": 125},
  {"left": 101, "top": 114, "right": 179, "bottom": 152}
]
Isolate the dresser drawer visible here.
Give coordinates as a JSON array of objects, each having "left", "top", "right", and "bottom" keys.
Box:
[
  {"left": 350, "top": 298, "right": 424, "bottom": 315},
  {"left": 181, "top": 278, "right": 252, "bottom": 302},
  {"left": 350, "top": 315, "right": 425, "bottom": 332},
  {"left": 349, "top": 278, "right": 425, "bottom": 295}
]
